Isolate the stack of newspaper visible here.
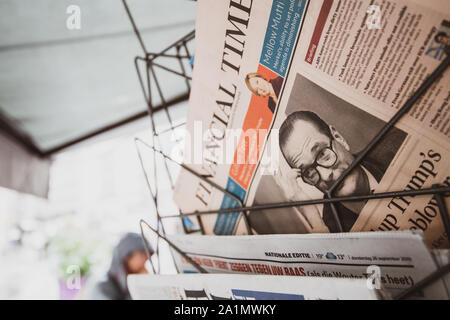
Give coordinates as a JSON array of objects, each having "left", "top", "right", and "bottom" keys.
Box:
[
  {"left": 129, "top": 273, "right": 381, "bottom": 300},
  {"left": 136, "top": 0, "right": 450, "bottom": 300},
  {"left": 129, "top": 231, "right": 449, "bottom": 299}
]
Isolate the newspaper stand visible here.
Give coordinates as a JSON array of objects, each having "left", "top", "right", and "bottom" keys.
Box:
[{"left": 122, "top": 0, "right": 450, "bottom": 300}]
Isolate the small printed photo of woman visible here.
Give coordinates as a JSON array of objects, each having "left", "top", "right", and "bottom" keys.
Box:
[
  {"left": 435, "top": 31, "right": 450, "bottom": 46},
  {"left": 245, "top": 72, "right": 283, "bottom": 113},
  {"left": 435, "top": 31, "right": 450, "bottom": 54}
]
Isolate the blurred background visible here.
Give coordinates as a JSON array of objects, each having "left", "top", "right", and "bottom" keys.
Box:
[{"left": 0, "top": 0, "right": 196, "bottom": 299}]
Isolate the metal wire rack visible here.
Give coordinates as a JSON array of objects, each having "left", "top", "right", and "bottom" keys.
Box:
[{"left": 122, "top": 0, "right": 450, "bottom": 300}]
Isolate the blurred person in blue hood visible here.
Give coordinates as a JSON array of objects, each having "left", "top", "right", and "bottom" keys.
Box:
[{"left": 86, "top": 232, "right": 153, "bottom": 300}]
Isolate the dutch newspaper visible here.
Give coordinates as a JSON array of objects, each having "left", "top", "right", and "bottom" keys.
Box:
[
  {"left": 164, "top": 231, "right": 448, "bottom": 299},
  {"left": 127, "top": 274, "right": 379, "bottom": 300},
  {"left": 173, "top": 0, "right": 450, "bottom": 248}
]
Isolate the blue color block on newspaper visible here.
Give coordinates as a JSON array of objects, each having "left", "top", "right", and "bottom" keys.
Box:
[
  {"left": 232, "top": 289, "right": 305, "bottom": 300},
  {"left": 213, "top": 178, "right": 246, "bottom": 235}
]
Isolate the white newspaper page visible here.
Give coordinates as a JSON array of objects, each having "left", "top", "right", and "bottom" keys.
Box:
[
  {"left": 174, "top": 0, "right": 450, "bottom": 248},
  {"left": 168, "top": 231, "right": 448, "bottom": 299},
  {"left": 128, "top": 274, "right": 379, "bottom": 300}
]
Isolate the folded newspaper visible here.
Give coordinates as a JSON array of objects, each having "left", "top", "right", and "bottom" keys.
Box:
[
  {"left": 128, "top": 274, "right": 379, "bottom": 300},
  {"left": 166, "top": 231, "right": 448, "bottom": 299},
  {"left": 173, "top": 0, "right": 450, "bottom": 247}
]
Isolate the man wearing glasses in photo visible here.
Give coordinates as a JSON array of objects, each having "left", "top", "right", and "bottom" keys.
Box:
[{"left": 279, "top": 111, "right": 384, "bottom": 232}]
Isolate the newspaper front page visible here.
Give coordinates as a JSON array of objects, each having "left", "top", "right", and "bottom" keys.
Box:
[
  {"left": 174, "top": 0, "right": 450, "bottom": 247},
  {"left": 128, "top": 274, "right": 379, "bottom": 300},
  {"left": 165, "top": 231, "right": 448, "bottom": 299}
]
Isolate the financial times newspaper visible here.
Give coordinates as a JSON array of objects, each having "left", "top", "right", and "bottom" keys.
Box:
[
  {"left": 174, "top": 0, "right": 450, "bottom": 247},
  {"left": 128, "top": 274, "right": 379, "bottom": 300},
  {"left": 167, "top": 231, "right": 448, "bottom": 299}
]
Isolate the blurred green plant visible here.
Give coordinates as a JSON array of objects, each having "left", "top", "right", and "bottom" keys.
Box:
[{"left": 47, "top": 231, "right": 96, "bottom": 279}]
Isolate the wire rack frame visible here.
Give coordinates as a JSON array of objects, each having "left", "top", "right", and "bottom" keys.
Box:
[
  {"left": 123, "top": 0, "right": 450, "bottom": 300},
  {"left": 122, "top": 0, "right": 199, "bottom": 275}
]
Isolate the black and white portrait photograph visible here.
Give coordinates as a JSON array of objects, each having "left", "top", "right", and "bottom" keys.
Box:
[{"left": 250, "top": 73, "right": 408, "bottom": 234}]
